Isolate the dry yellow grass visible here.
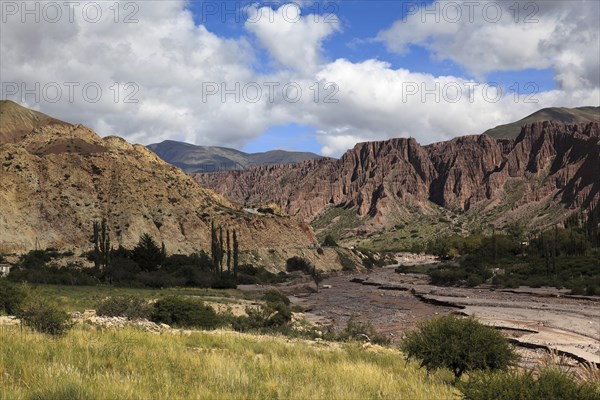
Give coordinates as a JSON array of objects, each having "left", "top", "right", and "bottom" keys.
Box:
[{"left": 0, "top": 325, "right": 459, "bottom": 399}]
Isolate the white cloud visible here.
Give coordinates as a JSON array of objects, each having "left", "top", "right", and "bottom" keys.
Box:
[
  {"left": 244, "top": 3, "right": 340, "bottom": 75},
  {"left": 377, "top": 0, "right": 600, "bottom": 89},
  {"left": 1, "top": 1, "right": 598, "bottom": 159}
]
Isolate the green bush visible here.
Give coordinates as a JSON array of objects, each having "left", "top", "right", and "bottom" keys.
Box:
[
  {"left": 459, "top": 368, "right": 600, "bottom": 400},
  {"left": 151, "top": 296, "right": 220, "bottom": 329},
  {"left": 0, "top": 279, "right": 28, "bottom": 315},
  {"left": 18, "top": 299, "right": 73, "bottom": 336},
  {"left": 232, "top": 296, "right": 293, "bottom": 333},
  {"left": 210, "top": 275, "right": 237, "bottom": 289},
  {"left": 338, "top": 314, "right": 390, "bottom": 345},
  {"left": 321, "top": 235, "right": 338, "bottom": 247},
  {"left": 96, "top": 295, "right": 152, "bottom": 319},
  {"left": 338, "top": 252, "right": 357, "bottom": 271},
  {"left": 262, "top": 290, "right": 290, "bottom": 306},
  {"left": 400, "top": 316, "right": 518, "bottom": 379},
  {"left": 286, "top": 256, "right": 312, "bottom": 273}
]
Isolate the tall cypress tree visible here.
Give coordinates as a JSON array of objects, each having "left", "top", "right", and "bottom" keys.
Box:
[
  {"left": 218, "top": 226, "right": 224, "bottom": 277},
  {"left": 226, "top": 228, "right": 231, "bottom": 272},
  {"left": 210, "top": 221, "right": 217, "bottom": 274},
  {"left": 233, "top": 229, "right": 239, "bottom": 282},
  {"left": 92, "top": 218, "right": 111, "bottom": 270}
]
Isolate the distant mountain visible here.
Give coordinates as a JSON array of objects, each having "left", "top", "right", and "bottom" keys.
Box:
[
  {"left": 147, "top": 140, "right": 324, "bottom": 173},
  {"left": 484, "top": 106, "right": 599, "bottom": 139}
]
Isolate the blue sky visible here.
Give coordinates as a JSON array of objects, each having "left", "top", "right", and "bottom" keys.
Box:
[
  {"left": 2, "top": 0, "right": 598, "bottom": 156},
  {"left": 187, "top": 0, "right": 559, "bottom": 155}
]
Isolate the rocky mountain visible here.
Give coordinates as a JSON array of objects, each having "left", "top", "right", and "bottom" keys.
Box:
[
  {"left": 484, "top": 106, "right": 599, "bottom": 139},
  {"left": 195, "top": 121, "right": 600, "bottom": 242},
  {"left": 0, "top": 101, "right": 326, "bottom": 263},
  {"left": 147, "top": 140, "right": 323, "bottom": 173}
]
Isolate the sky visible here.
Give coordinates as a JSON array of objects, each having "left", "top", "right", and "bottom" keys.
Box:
[{"left": 1, "top": 0, "right": 599, "bottom": 157}]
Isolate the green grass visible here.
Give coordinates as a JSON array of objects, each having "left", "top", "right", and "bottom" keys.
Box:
[
  {"left": 0, "top": 326, "right": 460, "bottom": 399},
  {"left": 24, "top": 284, "right": 247, "bottom": 312}
]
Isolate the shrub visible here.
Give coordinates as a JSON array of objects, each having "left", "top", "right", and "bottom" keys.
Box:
[
  {"left": 338, "top": 252, "right": 357, "bottom": 271},
  {"left": 400, "top": 315, "right": 518, "bottom": 379},
  {"left": 232, "top": 293, "right": 293, "bottom": 333},
  {"left": 96, "top": 295, "right": 152, "bottom": 319},
  {"left": 286, "top": 256, "right": 312, "bottom": 273},
  {"left": 338, "top": 314, "right": 390, "bottom": 345},
  {"left": 262, "top": 290, "right": 290, "bottom": 306},
  {"left": 210, "top": 275, "right": 237, "bottom": 289},
  {"left": 233, "top": 301, "right": 292, "bottom": 333},
  {"left": 19, "top": 250, "right": 52, "bottom": 269},
  {"left": 0, "top": 279, "right": 28, "bottom": 315},
  {"left": 151, "top": 296, "right": 220, "bottom": 329},
  {"left": 321, "top": 235, "right": 338, "bottom": 247},
  {"left": 18, "top": 299, "right": 73, "bottom": 336},
  {"left": 459, "top": 368, "right": 600, "bottom": 400}
]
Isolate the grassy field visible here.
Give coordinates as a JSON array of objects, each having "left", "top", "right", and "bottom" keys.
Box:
[
  {"left": 0, "top": 325, "right": 459, "bottom": 400},
  {"left": 19, "top": 284, "right": 247, "bottom": 313}
]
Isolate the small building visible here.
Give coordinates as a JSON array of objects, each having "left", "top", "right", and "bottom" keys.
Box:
[{"left": 0, "top": 263, "right": 11, "bottom": 277}]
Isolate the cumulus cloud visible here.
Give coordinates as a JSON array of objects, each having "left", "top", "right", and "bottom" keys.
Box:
[
  {"left": 377, "top": 0, "right": 600, "bottom": 89},
  {"left": 309, "top": 59, "right": 599, "bottom": 155},
  {"left": 245, "top": 3, "right": 340, "bottom": 75},
  {"left": 1, "top": 0, "right": 598, "bottom": 158}
]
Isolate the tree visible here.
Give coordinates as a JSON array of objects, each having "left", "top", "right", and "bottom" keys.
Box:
[
  {"left": 210, "top": 221, "right": 218, "bottom": 274},
  {"left": 91, "top": 218, "right": 111, "bottom": 270},
  {"left": 321, "top": 235, "right": 338, "bottom": 247},
  {"left": 311, "top": 264, "right": 323, "bottom": 293},
  {"left": 132, "top": 233, "right": 163, "bottom": 271},
  {"left": 226, "top": 229, "right": 231, "bottom": 272},
  {"left": 218, "top": 226, "right": 224, "bottom": 276},
  {"left": 506, "top": 221, "right": 525, "bottom": 243},
  {"left": 233, "top": 229, "right": 239, "bottom": 282},
  {"left": 401, "top": 315, "right": 518, "bottom": 380}
]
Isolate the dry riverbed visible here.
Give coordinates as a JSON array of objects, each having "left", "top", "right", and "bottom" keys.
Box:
[{"left": 248, "top": 259, "right": 599, "bottom": 368}]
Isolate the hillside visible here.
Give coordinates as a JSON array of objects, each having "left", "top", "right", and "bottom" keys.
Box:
[
  {"left": 0, "top": 100, "right": 70, "bottom": 144},
  {"left": 195, "top": 121, "right": 600, "bottom": 246},
  {"left": 147, "top": 140, "right": 323, "bottom": 173},
  {"left": 484, "top": 106, "right": 599, "bottom": 139},
  {"left": 0, "top": 101, "right": 322, "bottom": 262}
]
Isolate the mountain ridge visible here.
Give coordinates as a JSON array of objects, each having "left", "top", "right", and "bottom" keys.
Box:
[
  {"left": 483, "top": 106, "right": 599, "bottom": 139},
  {"left": 147, "top": 140, "right": 324, "bottom": 173},
  {"left": 195, "top": 121, "right": 600, "bottom": 243}
]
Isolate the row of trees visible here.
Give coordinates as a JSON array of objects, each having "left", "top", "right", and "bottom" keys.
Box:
[
  {"left": 209, "top": 222, "right": 239, "bottom": 280},
  {"left": 86, "top": 219, "right": 242, "bottom": 286},
  {"left": 90, "top": 220, "right": 240, "bottom": 273}
]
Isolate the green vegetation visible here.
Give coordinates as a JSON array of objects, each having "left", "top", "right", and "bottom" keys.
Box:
[
  {"left": 459, "top": 368, "right": 600, "bottom": 400},
  {"left": 0, "top": 326, "right": 459, "bottom": 400},
  {"left": 14, "top": 284, "right": 242, "bottom": 313},
  {"left": 17, "top": 298, "right": 73, "bottom": 336},
  {"left": 312, "top": 206, "right": 362, "bottom": 242},
  {"left": 0, "top": 279, "right": 27, "bottom": 315},
  {"left": 321, "top": 234, "right": 338, "bottom": 247},
  {"left": 96, "top": 295, "right": 152, "bottom": 319},
  {"left": 413, "top": 209, "right": 600, "bottom": 294},
  {"left": 151, "top": 296, "right": 221, "bottom": 329},
  {"left": 401, "top": 316, "right": 519, "bottom": 379},
  {"left": 285, "top": 257, "right": 323, "bottom": 291}
]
